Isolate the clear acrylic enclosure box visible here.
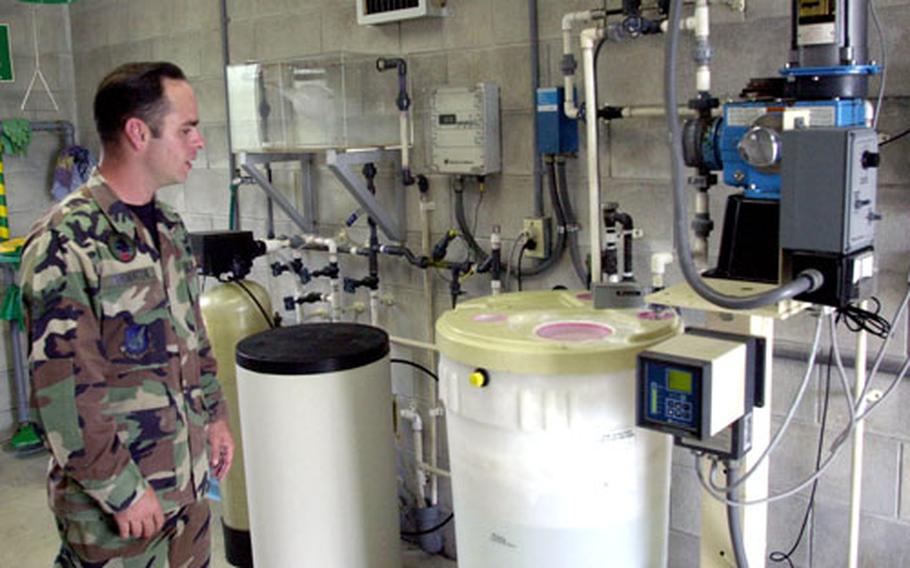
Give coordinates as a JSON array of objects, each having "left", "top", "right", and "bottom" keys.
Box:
[{"left": 227, "top": 53, "right": 406, "bottom": 152}]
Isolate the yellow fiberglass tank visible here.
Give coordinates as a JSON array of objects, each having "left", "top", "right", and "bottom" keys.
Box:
[
  {"left": 200, "top": 280, "right": 274, "bottom": 568},
  {"left": 436, "top": 290, "right": 681, "bottom": 568}
]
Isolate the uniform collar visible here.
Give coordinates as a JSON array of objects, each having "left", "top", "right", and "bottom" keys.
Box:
[
  {"left": 85, "top": 168, "right": 182, "bottom": 235},
  {"left": 85, "top": 168, "right": 144, "bottom": 238}
]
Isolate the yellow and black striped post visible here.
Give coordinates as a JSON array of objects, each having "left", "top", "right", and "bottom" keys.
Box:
[{"left": 0, "top": 157, "right": 9, "bottom": 241}]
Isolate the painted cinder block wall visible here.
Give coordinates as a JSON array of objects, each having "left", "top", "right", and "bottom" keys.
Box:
[
  {"left": 1, "top": 0, "right": 908, "bottom": 565},
  {"left": 0, "top": 0, "right": 76, "bottom": 437}
]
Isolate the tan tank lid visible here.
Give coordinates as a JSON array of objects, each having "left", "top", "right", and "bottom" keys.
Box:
[{"left": 436, "top": 290, "right": 681, "bottom": 375}]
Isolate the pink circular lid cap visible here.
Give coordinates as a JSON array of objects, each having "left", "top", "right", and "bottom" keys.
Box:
[{"left": 535, "top": 321, "right": 614, "bottom": 341}]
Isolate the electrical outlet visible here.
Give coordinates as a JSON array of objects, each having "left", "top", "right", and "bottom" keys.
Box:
[{"left": 522, "top": 217, "right": 551, "bottom": 259}]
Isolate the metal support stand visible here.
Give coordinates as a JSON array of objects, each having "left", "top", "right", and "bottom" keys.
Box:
[
  {"left": 239, "top": 152, "right": 317, "bottom": 233},
  {"left": 648, "top": 279, "right": 808, "bottom": 567},
  {"left": 238, "top": 149, "right": 406, "bottom": 243},
  {"left": 326, "top": 149, "right": 406, "bottom": 243}
]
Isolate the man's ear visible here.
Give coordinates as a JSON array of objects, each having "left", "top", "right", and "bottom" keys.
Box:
[{"left": 123, "top": 117, "right": 150, "bottom": 151}]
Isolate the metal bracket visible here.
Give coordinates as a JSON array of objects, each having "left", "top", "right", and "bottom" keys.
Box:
[
  {"left": 239, "top": 151, "right": 317, "bottom": 233},
  {"left": 326, "top": 148, "right": 406, "bottom": 243}
]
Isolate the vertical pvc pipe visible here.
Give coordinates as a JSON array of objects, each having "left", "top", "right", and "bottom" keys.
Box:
[
  {"left": 848, "top": 301, "right": 868, "bottom": 568},
  {"left": 581, "top": 27, "right": 605, "bottom": 284}
]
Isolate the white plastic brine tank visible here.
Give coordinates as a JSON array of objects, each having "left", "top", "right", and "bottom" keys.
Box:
[
  {"left": 235, "top": 323, "right": 401, "bottom": 568},
  {"left": 436, "top": 291, "right": 681, "bottom": 568}
]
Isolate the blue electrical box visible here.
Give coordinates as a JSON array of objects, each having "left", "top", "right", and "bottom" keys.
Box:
[
  {"left": 720, "top": 99, "right": 867, "bottom": 199},
  {"left": 536, "top": 87, "right": 579, "bottom": 155}
]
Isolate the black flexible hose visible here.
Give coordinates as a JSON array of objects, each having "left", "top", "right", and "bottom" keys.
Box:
[
  {"left": 390, "top": 358, "right": 439, "bottom": 382},
  {"left": 454, "top": 164, "right": 567, "bottom": 279},
  {"left": 556, "top": 159, "right": 589, "bottom": 286},
  {"left": 400, "top": 512, "right": 454, "bottom": 537},
  {"left": 232, "top": 280, "right": 276, "bottom": 329}
]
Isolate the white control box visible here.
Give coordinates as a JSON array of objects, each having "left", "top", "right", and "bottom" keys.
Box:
[{"left": 430, "top": 83, "right": 501, "bottom": 176}]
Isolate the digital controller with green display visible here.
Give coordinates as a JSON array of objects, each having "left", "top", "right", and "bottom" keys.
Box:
[{"left": 640, "top": 359, "right": 700, "bottom": 434}]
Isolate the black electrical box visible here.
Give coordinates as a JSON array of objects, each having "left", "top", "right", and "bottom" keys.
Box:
[{"left": 188, "top": 231, "right": 263, "bottom": 280}]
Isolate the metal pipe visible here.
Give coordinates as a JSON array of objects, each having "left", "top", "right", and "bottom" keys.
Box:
[{"left": 30, "top": 120, "right": 75, "bottom": 146}]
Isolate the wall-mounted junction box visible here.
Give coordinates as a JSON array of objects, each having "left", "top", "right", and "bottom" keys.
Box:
[
  {"left": 522, "top": 217, "right": 551, "bottom": 259},
  {"left": 357, "top": 0, "right": 448, "bottom": 25},
  {"left": 431, "top": 83, "right": 501, "bottom": 176}
]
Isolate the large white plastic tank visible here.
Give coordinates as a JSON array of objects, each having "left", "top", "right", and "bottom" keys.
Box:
[
  {"left": 436, "top": 291, "right": 681, "bottom": 568},
  {"left": 235, "top": 323, "right": 401, "bottom": 568}
]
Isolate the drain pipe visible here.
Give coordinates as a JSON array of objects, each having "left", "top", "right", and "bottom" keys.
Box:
[
  {"left": 581, "top": 25, "right": 606, "bottom": 284},
  {"left": 399, "top": 406, "right": 428, "bottom": 506}
]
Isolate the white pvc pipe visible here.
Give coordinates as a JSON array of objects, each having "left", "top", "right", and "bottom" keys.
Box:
[
  {"left": 621, "top": 105, "right": 698, "bottom": 118},
  {"left": 369, "top": 289, "right": 381, "bottom": 327},
  {"left": 299, "top": 236, "right": 341, "bottom": 322},
  {"left": 848, "top": 302, "right": 868, "bottom": 568},
  {"left": 581, "top": 26, "right": 606, "bottom": 284},
  {"left": 561, "top": 10, "right": 602, "bottom": 119},
  {"left": 660, "top": 16, "right": 697, "bottom": 33},
  {"left": 650, "top": 252, "right": 674, "bottom": 291},
  {"left": 694, "top": 0, "right": 711, "bottom": 93},
  {"left": 390, "top": 336, "right": 439, "bottom": 352},
  {"left": 418, "top": 462, "right": 451, "bottom": 479},
  {"left": 399, "top": 110, "right": 410, "bottom": 170},
  {"left": 399, "top": 406, "right": 427, "bottom": 505},
  {"left": 417, "top": 193, "right": 439, "bottom": 505}
]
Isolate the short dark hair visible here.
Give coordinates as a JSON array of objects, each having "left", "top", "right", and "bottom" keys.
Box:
[{"left": 93, "top": 62, "right": 187, "bottom": 147}]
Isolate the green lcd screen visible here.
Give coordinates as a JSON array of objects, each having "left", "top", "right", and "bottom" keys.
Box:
[{"left": 667, "top": 369, "right": 693, "bottom": 394}]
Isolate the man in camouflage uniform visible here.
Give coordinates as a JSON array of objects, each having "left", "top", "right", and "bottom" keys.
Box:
[{"left": 20, "top": 62, "right": 235, "bottom": 567}]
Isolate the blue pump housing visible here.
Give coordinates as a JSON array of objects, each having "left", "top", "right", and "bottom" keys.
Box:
[
  {"left": 536, "top": 87, "right": 579, "bottom": 155},
  {"left": 719, "top": 99, "right": 867, "bottom": 200}
]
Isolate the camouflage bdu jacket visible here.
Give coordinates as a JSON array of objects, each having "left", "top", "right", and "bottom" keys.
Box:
[{"left": 20, "top": 169, "right": 227, "bottom": 521}]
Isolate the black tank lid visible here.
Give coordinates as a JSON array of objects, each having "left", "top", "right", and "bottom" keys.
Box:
[{"left": 236, "top": 323, "right": 389, "bottom": 375}]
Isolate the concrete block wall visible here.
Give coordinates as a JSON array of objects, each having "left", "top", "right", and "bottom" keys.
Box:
[
  {"left": 0, "top": 1, "right": 76, "bottom": 435},
  {"left": 28, "top": 0, "right": 910, "bottom": 565}
]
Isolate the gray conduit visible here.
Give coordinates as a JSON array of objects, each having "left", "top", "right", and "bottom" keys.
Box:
[
  {"left": 30, "top": 120, "right": 75, "bottom": 146},
  {"left": 529, "top": 0, "right": 543, "bottom": 217},
  {"left": 219, "top": 0, "right": 235, "bottom": 180},
  {"left": 775, "top": 339, "right": 907, "bottom": 377}
]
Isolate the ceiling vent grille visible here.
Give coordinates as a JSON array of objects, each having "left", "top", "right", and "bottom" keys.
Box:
[{"left": 356, "top": 0, "right": 448, "bottom": 25}]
